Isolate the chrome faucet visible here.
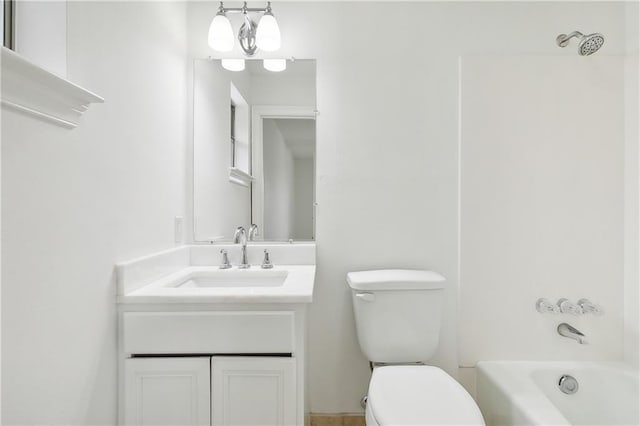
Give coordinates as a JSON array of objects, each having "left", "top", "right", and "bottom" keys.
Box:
[
  {"left": 557, "top": 323, "right": 588, "bottom": 344},
  {"left": 233, "top": 226, "right": 250, "bottom": 269},
  {"left": 249, "top": 224, "right": 259, "bottom": 241}
]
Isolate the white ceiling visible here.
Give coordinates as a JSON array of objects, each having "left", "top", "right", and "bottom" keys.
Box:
[{"left": 272, "top": 118, "right": 315, "bottom": 159}]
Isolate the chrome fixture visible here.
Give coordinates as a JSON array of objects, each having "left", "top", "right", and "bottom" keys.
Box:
[
  {"left": 249, "top": 224, "right": 259, "bottom": 241},
  {"left": 360, "top": 395, "right": 368, "bottom": 409},
  {"left": 578, "top": 298, "right": 604, "bottom": 315},
  {"left": 208, "top": 2, "right": 281, "bottom": 60},
  {"left": 557, "top": 323, "right": 588, "bottom": 344},
  {"left": 557, "top": 298, "right": 583, "bottom": 316},
  {"left": 558, "top": 374, "right": 579, "bottom": 394},
  {"left": 219, "top": 249, "right": 232, "bottom": 269},
  {"left": 536, "top": 298, "right": 560, "bottom": 314},
  {"left": 238, "top": 9, "right": 258, "bottom": 56},
  {"left": 556, "top": 31, "right": 605, "bottom": 56},
  {"left": 537, "top": 298, "right": 605, "bottom": 316},
  {"left": 233, "top": 226, "right": 250, "bottom": 269},
  {"left": 261, "top": 249, "right": 273, "bottom": 269}
]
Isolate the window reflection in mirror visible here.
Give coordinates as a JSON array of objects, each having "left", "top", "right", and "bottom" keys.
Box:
[
  {"left": 193, "top": 59, "right": 316, "bottom": 242},
  {"left": 3, "top": 0, "right": 15, "bottom": 49}
]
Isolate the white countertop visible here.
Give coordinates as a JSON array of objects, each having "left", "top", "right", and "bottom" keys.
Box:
[{"left": 118, "top": 264, "right": 315, "bottom": 304}]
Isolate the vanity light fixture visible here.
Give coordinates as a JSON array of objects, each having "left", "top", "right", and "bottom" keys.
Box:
[
  {"left": 208, "top": 1, "right": 281, "bottom": 56},
  {"left": 255, "top": 3, "right": 281, "bottom": 52},
  {"left": 221, "top": 58, "right": 246, "bottom": 72},
  {"left": 263, "top": 58, "right": 286, "bottom": 72},
  {"left": 208, "top": 4, "right": 234, "bottom": 52}
]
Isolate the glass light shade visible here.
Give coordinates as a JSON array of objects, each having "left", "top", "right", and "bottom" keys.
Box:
[
  {"left": 263, "top": 59, "right": 286, "bottom": 72},
  {"left": 221, "top": 59, "right": 245, "bottom": 72},
  {"left": 256, "top": 13, "right": 281, "bottom": 52},
  {"left": 208, "top": 14, "right": 234, "bottom": 52}
]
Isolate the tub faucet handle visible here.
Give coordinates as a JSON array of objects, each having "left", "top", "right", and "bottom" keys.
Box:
[
  {"left": 536, "top": 298, "right": 560, "bottom": 314},
  {"left": 261, "top": 249, "right": 273, "bottom": 269},
  {"left": 557, "top": 298, "right": 582, "bottom": 315},
  {"left": 219, "top": 249, "right": 231, "bottom": 269},
  {"left": 578, "top": 299, "right": 603, "bottom": 316}
]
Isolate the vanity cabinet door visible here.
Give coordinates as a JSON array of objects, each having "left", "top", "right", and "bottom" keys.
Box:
[
  {"left": 124, "top": 357, "right": 210, "bottom": 426},
  {"left": 211, "top": 357, "right": 296, "bottom": 426}
]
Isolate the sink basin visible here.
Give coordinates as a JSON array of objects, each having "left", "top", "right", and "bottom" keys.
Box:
[
  {"left": 121, "top": 264, "right": 314, "bottom": 304},
  {"left": 116, "top": 245, "right": 316, "bottom": 304},
  {"left": 170, "top": 269, "right": 288, "bottom": 288}
]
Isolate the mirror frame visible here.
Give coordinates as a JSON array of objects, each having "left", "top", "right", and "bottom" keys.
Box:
[{"left": 251, "top": 105, "right": 317, "bottom": 240}]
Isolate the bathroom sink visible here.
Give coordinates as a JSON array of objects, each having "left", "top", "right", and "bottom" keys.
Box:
[
  {"left": 120, "top": 263, "right": 315, "bottom": 304},
  {"left": 173, "top": 269, "right": 288, "bottom": 288}
]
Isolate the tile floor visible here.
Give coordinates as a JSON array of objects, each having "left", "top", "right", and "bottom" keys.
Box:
[{"left": 310, "top": 414, "right": 366, "bottom": 426}]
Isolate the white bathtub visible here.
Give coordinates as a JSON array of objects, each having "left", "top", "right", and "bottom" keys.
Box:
[{"left": 476, "top": 361, "right": 639, "bottom": 426}]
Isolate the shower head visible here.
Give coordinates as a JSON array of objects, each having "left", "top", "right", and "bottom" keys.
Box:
[{"left": 556, "top": 31, "right": 605, "bottom": 56}]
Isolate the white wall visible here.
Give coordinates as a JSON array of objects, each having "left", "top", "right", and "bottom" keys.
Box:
[
  {"left": 459, "top": 56, "right": 625, "bottom": 365},
  {"left": 250, "top": 70, "right": 316, "bottom": 106},
  {"left": 263, "top": 119, "right": 295, "bottom": 240},
  {"left": 187, "top": 1, "right": 630, "bottom": 413},
  {"left": 293, "top": 158, "right": 314, "bottom": 240},
  {"left": 193, "top": 60, "right": 252, "bottom": 241},
  {"left": 1, "top": 1, "right": 188, "bottom": 424}
]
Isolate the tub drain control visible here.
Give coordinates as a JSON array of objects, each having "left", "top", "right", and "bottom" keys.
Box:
[{"left": 558, "top": 374, "right": 579, "bottom": 394}]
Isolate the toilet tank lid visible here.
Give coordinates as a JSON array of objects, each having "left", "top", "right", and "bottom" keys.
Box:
[{"left": 347, "top": 269, "right": 445, "bottom": 291}]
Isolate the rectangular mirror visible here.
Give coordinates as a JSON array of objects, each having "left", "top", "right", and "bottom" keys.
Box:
[{"left": 193, "top": 59, "right": 316, "bottom": 242}]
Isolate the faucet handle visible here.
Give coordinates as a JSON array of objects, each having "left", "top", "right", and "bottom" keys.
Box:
[
  {"left": 219, "top": 249, "right": 231, "bottom": 269},
  {"left": 536, "top": 298, "right": 560, "bottom": 314},
  {"left": 578, "top": 299, "right": 604, "bottom": 316},
  {"left": 261, "top": 249, "right": 273, "bottom": 269},
  {"left": 249, "top": 224, "right": 259, "bottom": 241},
  {"left": 557, "top": 298, "right": 583, "bottom": 316}
]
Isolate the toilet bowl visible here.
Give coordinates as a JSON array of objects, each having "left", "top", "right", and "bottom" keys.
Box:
[
  {"left": 347, "top": 270, "right": 484, "bottom": 425},
  {"left": 365, "top": 366, "right": 484, "bottom": 425}
]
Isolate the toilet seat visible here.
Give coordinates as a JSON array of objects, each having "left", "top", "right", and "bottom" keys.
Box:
[{"left": 366, "top": 365, "right": 485, "bottom": 425}]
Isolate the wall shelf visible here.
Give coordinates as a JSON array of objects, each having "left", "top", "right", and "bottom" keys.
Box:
[
  {"left": 228, "top": 167, "right": 253, "bottom": 187},
  {"left": 1, "top": 47, "right": 104, "bottom": 129}
]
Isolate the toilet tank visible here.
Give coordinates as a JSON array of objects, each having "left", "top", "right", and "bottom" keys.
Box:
[{"left": 347, "top": 269, "right": 446, "bottom": 363}]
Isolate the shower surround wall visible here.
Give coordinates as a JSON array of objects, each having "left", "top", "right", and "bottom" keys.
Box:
[
  {"left": 624, "top": 0, "right": 640, "bottom": 370},
  {"left": 459, "top": 56, "right": 625, "bottom": 365},
  {"left": 186, "top": 1, "right": 635, "bottom": 414}
]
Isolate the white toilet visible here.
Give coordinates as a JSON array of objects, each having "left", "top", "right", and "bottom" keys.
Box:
[{"left": 347, "top": 269, "right": 485, "bottom": 425}]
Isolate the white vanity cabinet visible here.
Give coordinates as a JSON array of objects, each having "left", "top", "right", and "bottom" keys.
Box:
[
  {"left": 116, "top": 245, "right": 316, "bottom": 426},
  {"left": 124, "top": 357, "right": 211, "bottom": 426},
  {"left": 211, "top": 357, "right": 296, "bottom": 425},
  {"left": 118, "top": 305, "right": 307, "bottom": 426},
  {"left": 124, "top": 356, "right": 296, "bottom": 426}
]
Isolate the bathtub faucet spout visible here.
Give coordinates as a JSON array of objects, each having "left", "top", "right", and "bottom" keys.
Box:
[{"left": 557, "top": 323, "right": 588, "bottom": 344}]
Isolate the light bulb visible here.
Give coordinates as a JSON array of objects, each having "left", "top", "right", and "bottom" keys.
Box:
[
  {"left": 221, "top": 59, "right": 245, "bottom": 72},
  {"left": 208, "top": 12, "right": 234, "bottom": 52},
  {"left": 256, "top": 12, "right": 281, "bottom": 52},
  {"left": 263, "top": 59, "right": 286, "bottom": 72}
]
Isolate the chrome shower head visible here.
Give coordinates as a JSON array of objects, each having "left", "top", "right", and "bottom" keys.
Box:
[{"left": 556, "top": 31, "right": 604, "bottom": 56}]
